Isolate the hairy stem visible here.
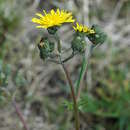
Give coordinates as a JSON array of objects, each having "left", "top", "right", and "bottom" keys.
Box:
[{"left": 62, "top": 63, "right": 80, "bottom": 130}]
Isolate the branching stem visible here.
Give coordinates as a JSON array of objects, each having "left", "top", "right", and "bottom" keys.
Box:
[
  {"left": 53, "top": 33, "right": 80, "bottom": 130},
  {"left": 61, "top": 63, "right": 80, "bottom": 130}
]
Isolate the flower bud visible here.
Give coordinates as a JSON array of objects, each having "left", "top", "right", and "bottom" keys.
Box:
[
  {"left": 71, "top": 32, "right": 86, "bottom": 53},
  {"left": 87, "top": 24, "right": 107, "bottom": 45},
  {"left": 38, "top": 37, "right": 54, "bottom": 60}
]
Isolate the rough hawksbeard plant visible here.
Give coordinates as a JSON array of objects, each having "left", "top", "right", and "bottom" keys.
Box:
[{"left": 31, "top": 8, "right": 107, "bottom": 130}]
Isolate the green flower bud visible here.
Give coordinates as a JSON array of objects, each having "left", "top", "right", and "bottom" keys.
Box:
[
  {"left": 38, "top": 37, "right": 54, "bottom": 60},
  {"left": 71, "top": 32, "right": 86, "bottom": 53},
  {"left": 87, "top": 24, "right": 107, "bottom": 45},
  {"left": 47, "top": 26, "right": 59, "bottom": 35}
]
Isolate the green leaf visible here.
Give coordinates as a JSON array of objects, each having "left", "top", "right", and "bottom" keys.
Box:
[{"left": 76, "top": 45, "right": 94, "bottom": 95}]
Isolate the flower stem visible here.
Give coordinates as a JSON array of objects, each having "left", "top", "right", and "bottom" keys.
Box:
[
  {"left": 61, "top": 63, "right": 80, "bottom": 130},
  {"left": 54, "top": 32, "right": 80, "bottom": 130}
]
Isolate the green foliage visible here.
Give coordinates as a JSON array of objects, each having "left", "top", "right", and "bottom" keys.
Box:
[
  {"left": 78, "top": 62, "right": 130, "bottom": 129},
  {"left": 63, "top": 100, "right": 73, "bottom": 111}
]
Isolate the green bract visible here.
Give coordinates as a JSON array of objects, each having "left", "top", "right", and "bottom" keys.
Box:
[{"left": 47, "top": 26, "right": 59, "bottom": 35}]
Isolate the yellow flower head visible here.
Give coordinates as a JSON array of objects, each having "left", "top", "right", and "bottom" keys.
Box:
[
  {"left": 73, "top": 22, "right": 95, "bottom": 34},
  {"left": 32, "top": 9, "right": 75, "bottom": 29}
]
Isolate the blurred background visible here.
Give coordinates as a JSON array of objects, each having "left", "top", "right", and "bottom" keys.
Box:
[{"left": 0, "top": 0, "right": 130, "bottom": 130}]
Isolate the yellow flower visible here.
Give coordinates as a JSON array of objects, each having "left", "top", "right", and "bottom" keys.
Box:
[
  {"left": 73, "top": 22, "right": 95, "bottom": 34},
  {"left": 32, "top": 9, "right": 75, "bottom": 29}
]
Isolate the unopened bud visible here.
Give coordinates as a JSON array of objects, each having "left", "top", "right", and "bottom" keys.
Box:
[
  {"left": 87, "top": 24, "right": 107, "bottom": 45},
  {"left": 38, "top": 37, "right": 54, "bottom": 60},
  {"left": 71, "top": 32, "right": 86, "bottom": 53}
]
